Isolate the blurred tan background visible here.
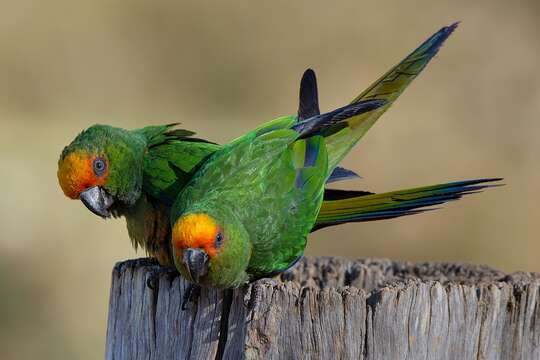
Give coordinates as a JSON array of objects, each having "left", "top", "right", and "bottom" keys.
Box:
[{"left": 1, "top": 0, "right": 539, "bottom": 358}]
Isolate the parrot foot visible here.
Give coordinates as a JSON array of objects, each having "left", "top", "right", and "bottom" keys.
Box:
[
  {"left": 182, "top": 284, "right": 201, "bottom": 310},
  {"left": 146, "top": 266, "right": 179, "bottom": 290}
]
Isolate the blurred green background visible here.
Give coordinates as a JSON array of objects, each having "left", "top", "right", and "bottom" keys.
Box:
[{"left": 1, "top": 0, "right": 539, "bottom": 358}]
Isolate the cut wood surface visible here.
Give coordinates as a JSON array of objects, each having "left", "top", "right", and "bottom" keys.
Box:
[{"left": 105, "top": 257, "right": 540, "bottom": 359}]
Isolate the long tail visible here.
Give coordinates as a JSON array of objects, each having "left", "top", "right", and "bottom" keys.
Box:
[
  {"left": 313, "top": 178, "right": 502, "bottom": 231},
  {"left": 324, "top": 22, "right": 459, "bottom": 170}
]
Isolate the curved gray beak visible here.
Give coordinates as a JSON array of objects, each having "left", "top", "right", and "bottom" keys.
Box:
[
  {"left": 183, "top": 248, "right": 209, "bottom": 283},
  {"left": 80, "top": 186, "right": 114, "bottom": 218}
]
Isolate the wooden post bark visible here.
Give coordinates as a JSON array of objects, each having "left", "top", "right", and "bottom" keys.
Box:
[{"left": 105, "top": 257, "right": 540, "bottom": 359}]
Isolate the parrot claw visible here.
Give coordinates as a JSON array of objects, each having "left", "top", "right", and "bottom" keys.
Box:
[
  {"left": 182, "top": 284, "right": 201, "bottom": 310},
  {"left": 146, "top": 266, "right": 179, "bottom": 290},
  {"left": 146, "top": 274, "right": 158, "bottom": 290}
]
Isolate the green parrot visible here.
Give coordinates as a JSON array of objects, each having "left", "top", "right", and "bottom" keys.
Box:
[
  {"left": 57, "top": 124, "right": 219, "bottom": 265},
  {"left": 168, "top": 22, "right": 502, "bottom": 289}
]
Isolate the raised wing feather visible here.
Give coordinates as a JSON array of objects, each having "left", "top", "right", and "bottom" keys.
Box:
[{"left": 325, "top": 23, "right": 459, "bottom": 169}]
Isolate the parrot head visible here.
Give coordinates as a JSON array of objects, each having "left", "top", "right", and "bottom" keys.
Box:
[
  {"left": 57, "top": 125, "right": 146, "bottom": 217},
  {"left": 171, "top": 210, "right": 251, "bottom": 288}
]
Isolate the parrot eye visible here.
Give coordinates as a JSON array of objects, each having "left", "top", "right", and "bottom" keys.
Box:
[
  {"left": 93, "top": 157, "right": 107, "bottom": 176},
  {"left": 215, "top": 232, "right": 224, "bottom": 248}
]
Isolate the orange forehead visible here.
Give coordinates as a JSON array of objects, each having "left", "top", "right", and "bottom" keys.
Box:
[
  {"left": 172, "top": 213, "right": 219, "bottom": 257},
  {"left": 57, "top": 151, "right": 108, "bottom": 199}
]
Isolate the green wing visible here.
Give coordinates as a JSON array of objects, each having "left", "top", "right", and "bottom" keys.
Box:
[
  {"left": 246, "top": 135, "right": 328, "bottom": 278},
  {"left": 245, "top": 133, "right": 328, "bottom": 278},
  {"left": 325, "top": 23, "right": 458, "bottom": 169},
  {"left": 136, "top": 124, "right": 220, "bottom": 205}
]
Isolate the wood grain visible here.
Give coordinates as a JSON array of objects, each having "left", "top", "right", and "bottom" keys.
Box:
[{"left": 105, "top": 257, "right": 540, "bottom": 359}]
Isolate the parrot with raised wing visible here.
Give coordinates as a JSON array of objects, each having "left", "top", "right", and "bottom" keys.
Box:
[{"left": 168, "top": 22, "right": 502, "bottom": 289}]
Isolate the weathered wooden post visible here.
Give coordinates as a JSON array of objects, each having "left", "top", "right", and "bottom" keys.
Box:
[{"left": 105, "top": 257, "right": 540, "bottom": 359}]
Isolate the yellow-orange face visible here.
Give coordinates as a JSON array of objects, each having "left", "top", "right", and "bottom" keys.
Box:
[
  {"left": 57, "top": 151, "right": 109, "bottom": 199},
  {"left": 172, "top": 213, "right": 223, "bottom": 258}
]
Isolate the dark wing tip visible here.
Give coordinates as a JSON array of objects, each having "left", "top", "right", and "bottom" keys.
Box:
[
  {"left": 326, "top": 166, "right": 362, "bottom": 184},
  {"left": 165, "top": 129, "right": 196, "bottom": 138},
  {"left": 303, "top": 68, "right": 316, "bottom": 79},
  {"left": 424, "top": 22, "right": 460, "bottom": 58},
  {"left": 335, "top": 99, "right": 387, "bottom": 120},
  {"left": 457, "top": 177, "right": 504, "bottom": 186},
  {"left": 448, "top": 21, "right": 461, "bottom": 31},
  {"left": 298, "top": 68, "right": 320, "bottom": 120}
]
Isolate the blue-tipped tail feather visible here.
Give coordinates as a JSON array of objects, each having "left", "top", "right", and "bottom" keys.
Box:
[{"left": 313, "top": 177, "right": 502, "bottom": 231}]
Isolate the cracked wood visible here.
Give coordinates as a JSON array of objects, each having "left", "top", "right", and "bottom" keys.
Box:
[{"left": 105, "top": 257, "right": 540, "bottom": 359}]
